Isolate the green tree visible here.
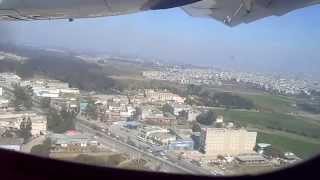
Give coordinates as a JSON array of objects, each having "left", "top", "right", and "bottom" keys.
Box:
[
  {"left": 47, "top": 109, "right": 75, "bottom": 133},
  {"left": 30, "top": 139, "right": 51, "bottom": 157},
  {"left": 192, "top": 122, "right": 201, "bottom": 132},
  {"left": 40, "top": 98, "right": 51, "bottom": 109},
  {"left": 178, "top": 110, "right": 188, "bottom": 120},
  {"left": 13, "top": 85, "right": 33, "bottom": 111},
  {"left": 132, "top": 107, "right": 142, "bottom": 121},
  {"left": 20, "top": 117, "right": 32, "bottom": 142},
  {"left": 162, "top": 104, "right": 173, "bottom": 114},
  {"left": 196, "top": 110, "right": 217, "bottom": 126},
  {"left": 85, "top": 99, "right": 98, "bottom": 120}
]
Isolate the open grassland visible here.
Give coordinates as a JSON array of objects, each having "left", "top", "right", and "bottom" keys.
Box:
[
  {"left": 257, "top": 132, "right": 320, "bottom": 159},
  {"left": 213, "top": 109, "right": 320, "bottom": 139},
  {"left": 241, "top": 94, "right": 297, "bottom": 113}
]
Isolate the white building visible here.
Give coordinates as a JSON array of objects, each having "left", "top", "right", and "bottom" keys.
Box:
[
  {"left": 149, "top": 132, "right": 176, "bottom": 146},
  {"left": 137, "top": 126, "right": 169, "bottom": 140},
  {"left": 0, "top": 87, "right": 3, "bottom": 96},
  {"left": 145, "top": 89, "right": 185, "bottom": 104},
  {"left": 171, "top": 104, "right": 191, "bottom": 116},
  {"left": 21, "top": 79, "right": 79, "bottom": 98},
  {"left": 0, "top": 97, "right": 9, "bottom": 110},
  {"left": 199, "top": 127, "right": 257, "bottom": 158}
]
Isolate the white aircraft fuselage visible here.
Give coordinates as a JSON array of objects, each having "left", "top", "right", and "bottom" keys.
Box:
[{"left": 0, "top": 0, "right": 200, "bottom": 21}]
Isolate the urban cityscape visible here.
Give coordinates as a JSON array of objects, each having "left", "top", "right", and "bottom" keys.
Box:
[{"left": 1, "top": 47, "right": 319, "bottom": 176}]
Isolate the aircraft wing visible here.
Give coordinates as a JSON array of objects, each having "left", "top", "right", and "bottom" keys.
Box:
[{"left": 182, "top": 0, "right": 320, "bottom": 27}]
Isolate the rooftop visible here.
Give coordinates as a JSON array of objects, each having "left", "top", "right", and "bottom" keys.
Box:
[{"left": 236, "top": 154, "right": 268, "bottom": 162}]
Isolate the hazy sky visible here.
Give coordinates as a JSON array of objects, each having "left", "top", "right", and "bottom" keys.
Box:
[{"left": 0, "top": 5, "right": 320, "bottom": 75}]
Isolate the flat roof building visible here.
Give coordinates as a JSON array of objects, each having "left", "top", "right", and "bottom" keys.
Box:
[
  {"left": 236, "top": 154, "right": 269, "bottom": 165},
  {"left": 200, "top": 127, "right": 257, "bottom": 158}
]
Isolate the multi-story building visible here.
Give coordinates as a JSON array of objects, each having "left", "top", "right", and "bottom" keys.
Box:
[
  {"left": 199, "top": 127, "right": 257, "bottom": 158},
  {"left": 0, "top": 112, "right": 47, "bottom": 136},
  {"left": 50, "top": 97, "right": 80, "bottom": 113}
]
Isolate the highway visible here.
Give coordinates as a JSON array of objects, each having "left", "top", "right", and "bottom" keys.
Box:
[{"left": 76, "top": 121, "right": 214, "bottom": 175}]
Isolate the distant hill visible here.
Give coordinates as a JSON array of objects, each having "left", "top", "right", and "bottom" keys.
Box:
[{"left": 0, "top": 44, "right": 116, "bottom": 92}]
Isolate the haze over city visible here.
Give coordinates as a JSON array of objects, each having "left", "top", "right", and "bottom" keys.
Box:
[{"left": 0, "top": 5, "right": 320, "bottom": 76}]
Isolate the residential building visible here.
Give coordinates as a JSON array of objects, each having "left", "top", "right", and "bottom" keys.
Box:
[
  {"left": 145, "top": 89, "right": 185, "bottom": 104},
  {"left": 143, "top": 113, "right": 176, "bottom": 127},
  {"left": 170, "top": 103, "right": 191, "bottom": 116},
  {"left": 48, "top": 131, "right": 100, "bottom": 153},
  {"left": 137, "top": 126, "right": 168, "bottom": 141},
  {"left": 50, "top": 97, "right": 79, "bottom": 113}
]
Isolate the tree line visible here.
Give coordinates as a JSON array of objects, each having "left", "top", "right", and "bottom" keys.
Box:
[{"left": 186, "top": 84, "right": 255, "bottom": 109}]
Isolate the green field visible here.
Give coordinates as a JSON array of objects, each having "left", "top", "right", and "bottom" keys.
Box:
[
  {"left": 207, "top": 92, "right": 320, "bottom": 159},
  {"left": 215, "top": 110, "right": 320, "bottom": 139},
  {"left": 241, "top": 94, "right": 297, "bottom": 113},
  {"left": 257, "top": 132, "right": 320, "bottom": 159}
]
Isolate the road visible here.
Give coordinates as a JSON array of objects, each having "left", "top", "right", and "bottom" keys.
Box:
[
  {"left": 21, "top": 135, "right": 46, "bottom": 153},
  {"left": 76, "top": 121, "right": 214, "bottom": 175}
]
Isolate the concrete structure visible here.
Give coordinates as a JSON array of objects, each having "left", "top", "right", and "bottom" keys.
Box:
[
  {"left": 199, "top": 127, "right": 257, "bottom": 158},
  {"left": 0, "top": 97, "right": 9, "bottom": 110},
  {"left": 48, "top": 131, "right": 99, "bottom": 153},
  {"left": 170, "top": 104, "right": 191, "bottom": 116},
  {"left": 216, "top": 115, "right": 224, "bottom": 123},
  {"left": 236, "top": 154, "right": 268, "bottom": 165},
  {"left": 0, "top": 112, "right": 47, "bottom": 136},
  {"left": 144, "top": 114, "right": 176, "bottom": 127},
  {"left": 50, "top": 97, "right": 79, "bottom": 113},
  {"left": 0, "top": 73, "right": 21, "bottom": 88},
  {"left": 145, "top": 89, "right": 185, "bottom": 104},
  {"left": 256, "top": 143, "right": 272, "bottom": 154},
  {"left": 0, "top": 87, "right": 3, "bottom": 96},
  {"left": 0, "top": 138, "right": 24, "bottom": 151},
  {"left": 168, "top": 139, "right": 194, "bottom": 151},
  {"left": 21, "top": 79, "right": 80, "bottom": 99},
  {"left": 149, "top": 132, "right": 176, "bottom": 146},
  {"left": 187, "top": 110, "right": 200, "bottom": 122},
  {"left": 21, "top": 79, "right": 69, "bottom": 89}
]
